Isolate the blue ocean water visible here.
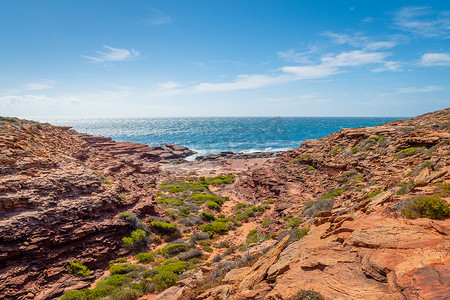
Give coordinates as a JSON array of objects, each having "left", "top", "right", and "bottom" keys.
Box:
[{"left": 37, "top": 117, "right": 402, "bottom": 158}]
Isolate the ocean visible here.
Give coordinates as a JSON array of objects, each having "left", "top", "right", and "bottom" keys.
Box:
[{"left": 36, "top": 117, "right": 402, "bottom": 159}]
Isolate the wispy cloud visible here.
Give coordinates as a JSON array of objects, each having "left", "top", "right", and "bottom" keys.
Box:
[
  {"left": 82, "top": 46, "right": 139, "bottom": 63},
  {"left": 156, "top": 48, "right": 394, "bottom": 95},
  {"left": 23, "top": 80, "right": 56, "bottom": 91},
  {"left": 321, "top": 31, "right": 368, "bottom": 47},
  {"left": 396, "top": 86, "right": 445, "bottom": 94},
  {"left": 378, "top": 85, "right": 446, "bottom": 97},
  {"left": 394, "top": 6, "right": 450, "bottom": 38},
  {"left": 193, "top": 74, "right": 291, "bottom": 92},
  {"left": 278, "top": 46, "right": 318, "bottom": 63},
  {"left": 144, "top": 7, "right": 174, "bottom": 25},
  {"left": 418, "top": 53, "right": 450, "bottom": 66}
]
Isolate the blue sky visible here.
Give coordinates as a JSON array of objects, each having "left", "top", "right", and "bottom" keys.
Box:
[{"left": 0, "top": 1, "right": 449, "bottom": 117}]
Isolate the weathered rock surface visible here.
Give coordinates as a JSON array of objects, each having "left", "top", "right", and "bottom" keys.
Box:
[{"left": 0, "top": 118, "right": 193, "bottom": 299}]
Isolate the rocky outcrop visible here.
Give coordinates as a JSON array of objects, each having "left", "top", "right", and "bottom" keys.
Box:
[{"left": 0, "top": 119, "right": 193, "bottom": 299}]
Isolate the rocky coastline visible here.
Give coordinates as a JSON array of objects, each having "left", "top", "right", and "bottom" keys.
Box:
[{"left": 0, "top": 109, "right": 449, "bottom": 300}]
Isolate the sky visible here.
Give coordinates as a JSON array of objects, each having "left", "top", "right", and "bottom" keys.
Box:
[{"left": 0, "top": 0, "right": 449, "bottom": 118}]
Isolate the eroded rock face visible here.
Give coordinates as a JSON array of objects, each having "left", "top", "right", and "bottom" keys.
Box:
[
  {"left": 0, "top": 119, "right": 192, "bottom": 299},
  {"left": 195, "top": 108, "right": 450, "bottom": 299}
]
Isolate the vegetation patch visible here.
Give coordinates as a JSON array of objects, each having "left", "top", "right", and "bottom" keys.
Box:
[
  {"left": 401, "top": 195, "right": 449, "bottom": 220},
  {"left": 67, "top": 261, "right": 90, "bottom": 277},
  {"left": 201, "top": 221, "right": 228, "bottom": 234},
  {"left": 135, "top": 252, "right": 155, "bottom": 264},
  {"left": 394, "top": 147, "right": 425, "bottom": 158},
  {"left": 109, "top": 264, "right": 139, "bottom": 275},
  {"left": 365, "top": 190, "right": 381, "bottom": 199},
  {"left": 122, "top": 229, "right": 147, "bottom": 249},
  {"left": 287, "top": 218, "right": 303, "bottom": 228},
  {"left": 159, "top": 243, "right": 188, "bottom": 257},
  {"left": 289, "top": 289, "right": 324, "bottom": 300}
]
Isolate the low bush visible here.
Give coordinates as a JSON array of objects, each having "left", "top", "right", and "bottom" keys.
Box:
[
  {"left": 152, "top": 271, "right": 179, "bottom": 291},
  {"left": 401, "top": 195, "right": 449, "bottom": 220},
  {"left": 109, "top": 264, "right": 139, "bottom": 275},
  {"left": 118, "top": 212, "right": 142, "bottom": 229},
  {"left": 246, "top": 229, "right": 261, "bottom": 244},
  {"left": 150, "top": 221, "right": 178, "bottom": 234},
  {"left": 262, "top": 218, "right": 271, "bottom": 227},
  {"left": 160, "top": 243, "right": 188, "bottom": 257},
  {"left": 190, "top": 232, "right": 210, "bottom": 241},
  {"left": 191, "top": 194, "right": 223, "bottom": 205},
  {"left": 394, "top": 147, "right": 424, "bottom": 158},
  {"left": 135, "top": 252, "right": 155, "bottom": 264},
  {"left": 97, "top": 274, "right": 132, "bottom": 287},
  {"left": 67, "top": 261, "right": 90, "bottom": 277},
  {"left": 287, "top": 218, "right": 303, "bottom": 228},
  {"left": 122, "top": 229, "right": 147, "bottom": 249},
  {"left": 111, "top": 289, "right": 140, "bottom": 300},
  {"left": 201, "top": 221, "right": 228, "bottom": 234},
  {"left": 178, "top": 249, "right": 203, "bottom": 261},
  {"left": 365, "top": 190, "right": 381, "bottom": 198},
  {"left": 289, "top": 289, "right": 324, "bottom": 300},
  {"left": 206, "top": 201, "right": 219, "bottom": 210}
]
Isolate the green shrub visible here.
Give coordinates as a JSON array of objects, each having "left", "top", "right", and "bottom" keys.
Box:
[
  {"left": 109, "top": 264, "right": 139, "bottom": 275},
  {"left": 135, "top": 252, "right": 155, "bottom": 263},
  {"left": 122, "top": 229, "right": 147, "bottom": 249},
  {"left": 153, "top": 271, "right": 179, "bottom": 291},
  {"left": 289, "top": 289, "right": 324, "bottom": 300},
  {"left": 89, "top": 285, "right": 117, "bottom": 299},
  {"left": 352, "top": 146, "right": 359, "bottom": 154},
  {"left": 287, "top": 218, "right": 303, "bottom": 228},
  {"left": 397, "top": 181, "right": 414, "bottom": 195},
  {"left": 246, "top": 229, "right": 261, "bottom": 244},
  {"left": 156, "top": 197, "right": 185, "bottom": 206},
  {"left": 236, "top": 213, "right": 249, "bottom": 221},
  {"left": 191, "top": 194, "right": 223, "bottom": 204},
  {"left": 402, "top": 195, "right": 450, "bottom": 220},
  {"left": 160, "top": 243, "right": 188, "bottom": 257},
  {"left": 61, "top": 289, "right": 88, "bottom": 300},
  {"left": 206, "top": 201, "right": 219, "bottom": 210},
  {"left": 67, "top": 261, "right": 90, "bottom": 277},
  {"left": 394, "top": 147, "right": 424, "bottom": 158},
  {"left": 265, "top": 199, "right": 275, "bottom": 204},
  {"left": 332, "top": 146, "right": 341, "bottom": 152},
  {"left": 262, "top": 218, "right": 271, "bottom": 227},
  {"left": 118, "top": 212, "right": 142, "bottom": 229},
  {"left": 201, "top": 221, "right": 228, "bottom": 234},
  {"left": 365, "top": 190, "right": 381, "bottom": 198},
  {"left": 235, "top": 203, "right": 248, "bottom": 209},
  {"left": 150, "top": 221, "right": 177, "bottom": 233},
  {"left": 111, "top": 289, "right": 140, "bottom": 300},
  {"left": 97, "top": 274, "right": 132, "bottom": 287},
  {"left": 307, "top": 166, "right": 315, "bottom": 171}
]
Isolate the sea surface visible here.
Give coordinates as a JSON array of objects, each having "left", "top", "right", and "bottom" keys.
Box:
[{"left": 36, "top": 117, "right": 402, "bottom": 159}]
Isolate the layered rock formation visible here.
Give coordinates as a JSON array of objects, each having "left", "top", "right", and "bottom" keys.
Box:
[
  {"left": 0, "top": 118, "right": 192, "bottom": 299},
  {"left": 1, "top": 108, "right": 449, "bottom": 300},
  {"left": 212, "top": 108, "right": 450, "bottom": 299}
]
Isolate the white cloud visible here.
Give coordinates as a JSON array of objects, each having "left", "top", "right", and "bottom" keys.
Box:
[
  {"left": 278, "top": 46, "right": 317, "bottom": 63},
  {"left": 158, "top": 81, "right": 181, "bottom": 89},
  {"left": 396, "top": 86, "right": 445, "bottom": 94},
  {"left": 282, "top": 65, "right": 339, "bottom": 79},
  {"left": 394, "top": 6, "right": 450, "bottom": 38},
  {"left": 82, "top": 46, "right": 139, "bottom": 63},
  {"left": 321, "top": 31, "right": 368, "bottom": 47},
  {"left": 193, "top": 74, "right": 291, "bottom": 92},
  {"left": 365, "top": 41, "right": 398, "bottom": 50},
  {"left": 322, "top": 50, "right": 390, "bottom": 67},
  {"left": 23, "top": 80, "right": 56, "bottom": 91},
  {"left": 418, "top": 53, "right": 450, "bottom": 66}
]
